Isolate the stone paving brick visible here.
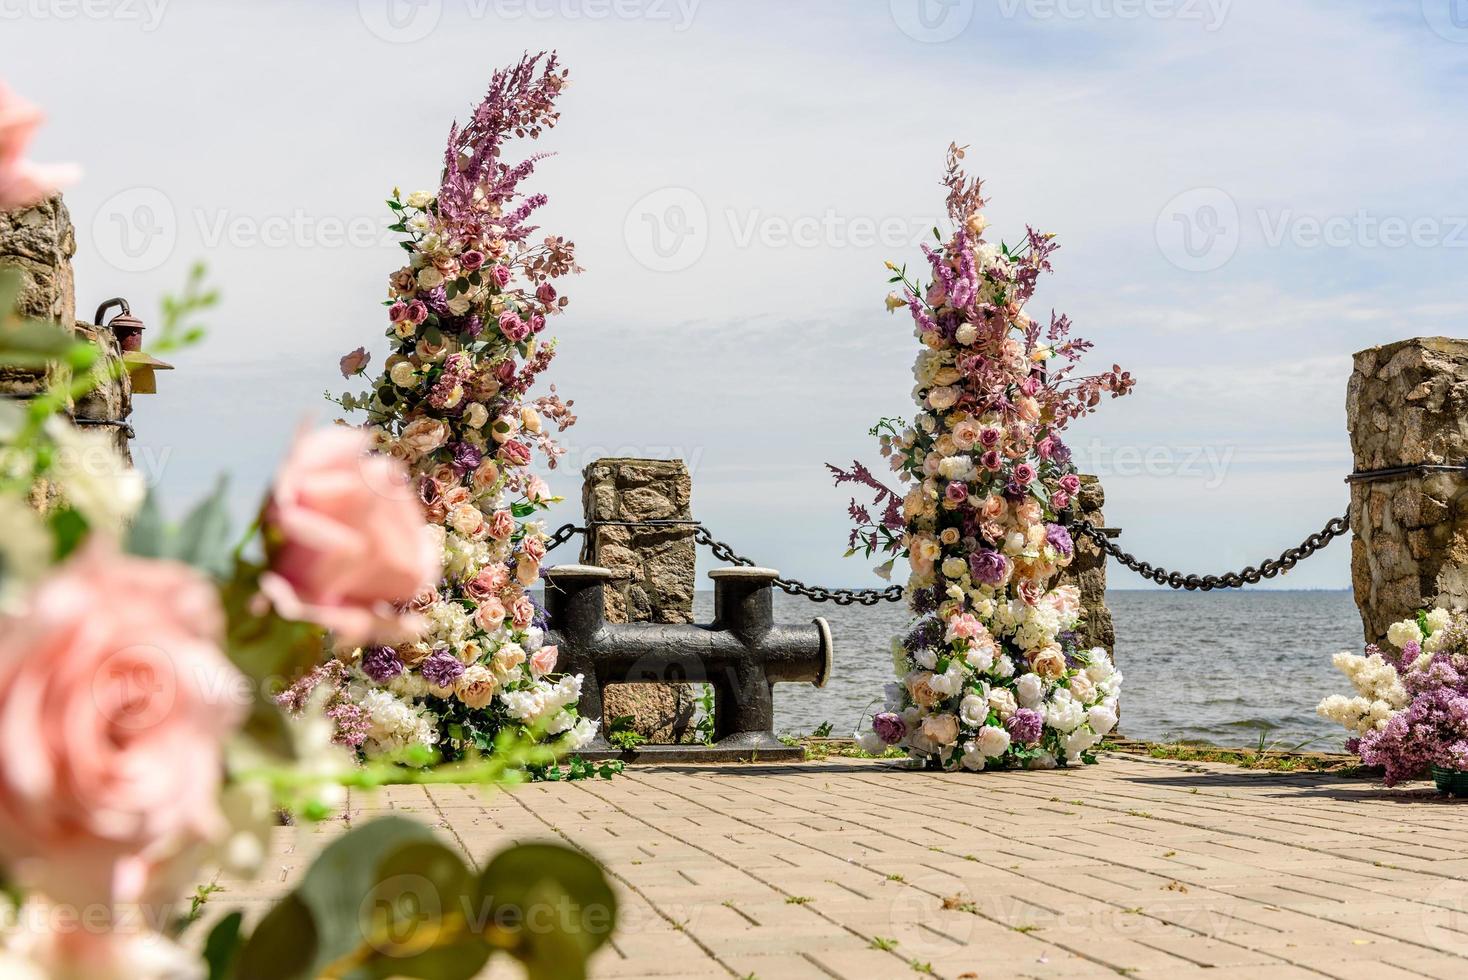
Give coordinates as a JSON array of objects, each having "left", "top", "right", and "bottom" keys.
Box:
[{"left": 193, "top": 753, "right": 1468, "bottom": 979}]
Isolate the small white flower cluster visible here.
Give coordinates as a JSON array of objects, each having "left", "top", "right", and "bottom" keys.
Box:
[
  {"left": 352, "top": 684, "right": 440, "bottom": 758},
  {"left": 1318, "top": 610, "right": 1452, "bottom": 737}
]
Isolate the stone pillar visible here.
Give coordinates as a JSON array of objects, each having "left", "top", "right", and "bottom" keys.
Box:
[
  {"left": 1057, "top": 475, "right": 1115, "bottom": 658},
  {"left": 580, "top": 458, "right": 698, "bottom": 741},
  {"left": 1347, "top": 337, "right": 1468, "bottom": 646},
  {"left": 1, "top": 197, "right": 133, "bottom": 466}
]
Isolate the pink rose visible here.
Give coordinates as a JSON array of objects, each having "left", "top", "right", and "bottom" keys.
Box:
[
  {"left": 488, "top": 509, "right": 515, "bottom": 540},
  {"left": 339, "top": 346, "right": 371, "bottom": 378},
  {"left": 464, "top": 567, "right": 501, "bottom": 603},
  {"left": 1042, "top": 584, "right": 1082, "bottom": 622},
  {"left": 499, "top": 440, "right": 532, "bottom": 467},
  {"left": 1051, "top": 490, "right": 1070, "bottom": 510},
  {"left": 514, "top": 556, "right": 540, "bottom": 588},
  {"left": 526, "top": 475, "right": 551, "bottom": 503},
  {"left": 491, "top": 264, "right": 513, "bottom": 287},
  {"left": 460, "top": 250, "right": 486, "bottom": 271},
  {"left": 536, "top": 282, "right": 557, "bottom": 304},
  {"left": 944, "top": 481, "right": 968, "bottom": 504},
  {"left": 522, "top": 535, "right": 546, "bottom": 562},
  {"left": 498, "top": 312, "right": 530, "bottom": 342},
  {"left": 0, "top": 542, "right": 244, "bottom": 910},
  {"left": 511, "top": 594, "right": 536, "bottom": 630},
  {"left": 260, "top": 427, "right": 441, "bottom": 645},
  {"left": 530, "top": 645, "right": 559, "bottom": 677},
  {"left": 0, "top": 83, "right": 80, "bottom": 211},
  {"left": 388, "top": 301, "right": 410, "bottom": 323},
  {"left": 1035, "top": 435, "right": 1056, "bottom": 460},
  {"left": 1059, "top": 473, "right": 1081, "bottom": 495}
]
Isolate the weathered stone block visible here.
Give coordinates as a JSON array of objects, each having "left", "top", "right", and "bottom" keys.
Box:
[
  {"left": 1055, "top": 475, "right": 1115, "bottom": 659},
  {"left": 582, "top": 457, "right": 698, "bottom": 740},
  {"left": 1348, "top": 337, "right": 1468, "bottom": 645}
]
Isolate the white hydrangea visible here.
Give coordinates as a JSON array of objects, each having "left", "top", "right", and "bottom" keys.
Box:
[
  {"left": 357, "top": 688, "right": 438, "bottom": 757},
  {"left": 1317, "top": 648, "right": 1409, "bottom": 736},
  {"left": 425, "top": 601, "right": 474, "bottom": 649}
]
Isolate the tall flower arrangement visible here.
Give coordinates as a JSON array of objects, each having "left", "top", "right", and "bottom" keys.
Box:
[
  {"left": 1320, "top": 608, "right": 1468, "bottom": 786},
  {"left": 834, "top": 146, "right": 1134, "bottom": 771},
  {"left": 328, "top": 52, "right": 593, "bottom": 760}
]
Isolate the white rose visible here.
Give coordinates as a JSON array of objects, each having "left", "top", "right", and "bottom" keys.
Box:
[
  {"left": 1016, "top": 672, "right": 1045, "bottom": 708},
  {"left": 1045, "top": 692, "right": 1085, "bottom": 733},
  {"left": 977, "top": 724, "right": 1011, "bottom": 758},
  {"left": 942, "top": 557, "right": 968, "bottom": 579},
  {"left": 960, "top": 741, "right": 986, "bottom": 771},
  {"left": 965, "top": 644, "right": 995, "bottom": 673},
  {"left": 1065, "top": 729, "right": 1100, "bottom": 760},
  {"left": 959, "top": 694, "right": 988, "bottom": 727},
  {"left": 1087, "top": 705, "right": 1117, "bottom": 736},
  {"left": 1003, "top": 531, "right": 1027, "bottom": 555},
  {"left": 465, "top": 403, "right": 489, "bottom": 429},
  {"left": 857, "top": 731, "right": 885, "bottom": 756},
  {"left": 417, "top": 267, "right": 445, "bottom": 289},
  {"left": 390, "top": 361, "right": 417, "bottom": 388},
  {"left": 928, "top": 672, "right": 955, "bottom": 697},
  {"left": 913, "top": 647, "right": 937, "bottom": 671},
  {"left": 405, "top": 190, "right": 434, "bottom": 208}
]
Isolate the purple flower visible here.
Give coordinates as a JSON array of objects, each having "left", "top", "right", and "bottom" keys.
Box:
[
  {"left": 873, "top": 712, "right": 906, "bottom": 745},
  {"left": 450, "top": 441, "right": 483, "bottom": 475},
  {"left": 1045, "top": 523, "right": 1074, "bottom": 559},
  {"left": 462, "top": 314, "right": 484, "bottom": 339},
  {"left": 361, "top": 645, "right": 404, "bottom": 683},
  {"left": 1006, "top": 708, "right": 1044, "bottom": 745},
  {"left": 420, "top": 649, "right": 466, "bottom": 690},
  {"left": 969, "top": 549, "right": 1011, "bottom": 586}
]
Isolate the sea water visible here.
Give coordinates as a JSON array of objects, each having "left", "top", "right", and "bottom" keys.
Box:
[{"left": 689, "top": 589, "right": 1362, "bottom": 751}]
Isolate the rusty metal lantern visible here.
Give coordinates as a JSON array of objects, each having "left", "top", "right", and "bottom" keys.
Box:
[{"left": 95, "top": 297, "right": 145, "bottom": 353}]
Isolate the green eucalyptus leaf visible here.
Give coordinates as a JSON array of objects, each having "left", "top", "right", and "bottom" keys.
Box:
[
  {"left": 174, "top": 477, "right": 234, "bottom": 577},
  {"left": 234, "top": 894, "right": 317, "bottom": 980},
  {"left": 48, "top": 507, "right": 88, "bottom": 562},
  {"left": 294, "top": 817, "right": 439, "bottom": 977},
  {"left": 474, "top": 843, "right": 617, "bottom": 980},
  {"left": 203, "top": 910, "right": 244, "bottom": 980},
  {"left": 124, "top": 490, "right": 168, "bottom": 559}
]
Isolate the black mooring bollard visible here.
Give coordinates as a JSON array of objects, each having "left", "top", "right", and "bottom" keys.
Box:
[{"left": 544, "top": 564, "right": 833, "bottom": 762}]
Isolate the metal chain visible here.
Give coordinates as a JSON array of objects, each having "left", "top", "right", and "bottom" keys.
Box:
[
  {"left": 542, "top": 520, "right": 904, "bottom": 604},
  {"left": 1071, "top": 511, "right": 1351, "bottom": 592},
  {"left": 691, "top": 526, "right": 905, "bottom": 606},
  {"left": 548, "top": 510, "right": 1353, "bottom": 597}
]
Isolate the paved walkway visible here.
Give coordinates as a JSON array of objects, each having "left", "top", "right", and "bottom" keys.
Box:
[{"left": 226, "top": 754, "right": 1468, "bottom": 979}]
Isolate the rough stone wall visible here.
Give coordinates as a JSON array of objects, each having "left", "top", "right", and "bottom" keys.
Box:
[
  {"left": 581, "top": 457, "right": 697, "bottom": 741},
  {"left": 0, "top": 196, "right": 75, "bottom": 400},
  {"left": 1056, "top": 475, "right": 1115, "bottom": 658},
  {"left": 1347, "top": 337, "right": 1468, "bottom": 646},
  {"left": 1, "top": 196, "right": 133, "bottom": 485}
]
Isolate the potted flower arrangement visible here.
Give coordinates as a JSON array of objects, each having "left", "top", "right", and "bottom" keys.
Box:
[
  {"left": 832, "top": 145, "right": 1134, "bottom": 771},
  {"left": 1320, "top": 607, "right": 1468, "bottom": 794}
]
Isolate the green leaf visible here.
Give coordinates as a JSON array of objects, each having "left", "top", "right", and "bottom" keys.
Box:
[
  {"left": 346, "top": 840, "right": 483, "bottom": 980},
  {"left": 124, "top": 490, "right": 168, "bottom": 559},
  {"left": 48, "top": 508, "right": 88, "bottom": 562},
  {"left": 510, "top": 501, "right": 537, "bottom": 519},
  {"left": 474, "top": 843, "right": 617, "bottom": 980},
  {"left": 170, "top": 477, "right": 234, "bottom": 577},
  {"left": 235, "top": 894, "right": 318, "bottom": 980},
  {"left": 295, "top": 817, "right": 440, "bottom": 977},
  {"left": 203, "top": 910, "right": 245, "bottom": 980}
]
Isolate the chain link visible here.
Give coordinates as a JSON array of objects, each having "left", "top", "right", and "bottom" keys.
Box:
[
  {"left": 547, "top": 511, "right": 1353, "bottom": 598},
  {"left": 1072, "top": 511, "right": 1350, "bottom": 591}
]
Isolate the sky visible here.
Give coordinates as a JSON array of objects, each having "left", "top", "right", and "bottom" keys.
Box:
[{"left": 5, "top": 0, "right": 1468, "bottom": 590}]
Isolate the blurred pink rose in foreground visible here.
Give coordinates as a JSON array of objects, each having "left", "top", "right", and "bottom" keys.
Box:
[
  {"left": 338, "top": 346, "right": 370, "bottom": 378},
  {"left": 0, "top": 81, "right": 80, "bottom": 211},
  {"left": 260, "top": 426, "right": 441, "bottom": 645},
  {"left": 0, "top": 542, "right": 244, "bottom": 912}
]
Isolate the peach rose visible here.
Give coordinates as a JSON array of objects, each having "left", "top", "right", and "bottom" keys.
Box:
[
  {"left": 454, "top": 664, "right": 500, "bottom": 710},
  {"left": 906, "top": 672, "right": 942, "bottom": 709},
  {"left": 441, "top": 486, "right": 472, "bottom": 510},
  {"left": 951, "top": 420, "right": 981, "bottom": 451},
  {"left": 260, "top": 427, "right": 442, "bottom": 645},
  {"left": 0, "top": 543, "right": 244, "bottom": 910},
  {"left": 514, "top": 556, "right": 540, "bottom": 588},
  {"left": 921, "top": 713, "right": 960, "bottom": 747},
  {"left": 511, "top": 594, "right": 536, "bottom": 629},
  {"left": 1031, "top": 647, "right": 1067, "bottom": 681},
  {"left": 492, "top": 643, "right": 527, "bottom": 677},
  {"left": 530, "top": 645, "right": 559, "bottom": 677},
  {"left": 1041, "top": 584, "right": 1082, "bottom": 623},
  {"left": 448, "top": 503, "right": 485, "bottom": 538},
  {"left": 474, "top": 596, "right": 507, "bottom": 632},
  {"left": 399, "top": 417, "right": 451, "bottom": 460}
]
